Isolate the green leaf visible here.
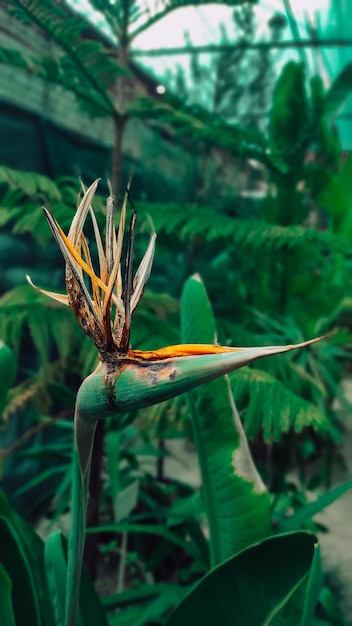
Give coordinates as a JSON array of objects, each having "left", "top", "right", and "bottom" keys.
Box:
[
  {"left": 269, "top": 61, "right": 308, "bottom": 166},
  {"left": 301, "top": 540, "right": 322, "bottom": 626},
  {"left": 0, "top": 491, "right": 55, "bottom": 626},
  {"left": 0, "top": 341, "right": 17, "bottom": 412},
  {"left": 5, "top": 0, "right": 120, "bottom": 115},
  {"left": 318, "top": 586, "right": 345, "bottom": 626},
  {"left": 108, "top": 583, "right": 188, "bottom": 626},
  {"left": 0, "top": 165, "right": 62, "bottom": 199},
  {"left": 0, "top": 516, "right": 41, "bottom": 626},
  {"left": 316, "top": 174, "right": 346, "bottom": 219},
  {"left": 136, "top": 201, "right": 346, "bottom": 252},
  {"left": 87, "top": 522, "right": 205, "bottom": 566},
  {"left": 132, "top": 96, "right": 284, "bottom": 173},
  {"left": 278, "top": 480, "right": 352, "bottom": 532},
  {"left": 181, "top": 275, "right": 271, "bottom": 566},
  {"left": 333, "top": 154, "right": 352, "bottom": 240},
  {"left": 45, "top": 532, "right": 67, "bottom": 626},
  {"left": 113, "top": 480, "right": 140, "bottom": 522},
  {"left": 269, "top": 537, "right": 321, "bottom": 626},
  {"left": 106, "top": 430, "right": 140, "bottom": 523},
  {"left": 229, "top": 366, "right": 329, "bottom": 442},
  {"left": 325, "top": 63, "right": 352, "bottom": 116},
  {"left": 0, "top": 563, "right": 16, "bottom": 626},
  {"left": 45, "top": 530, "right": 109, "bottom": 626},
  {"left": 165, "top": 532, "right": 319, "bottom": 626}
]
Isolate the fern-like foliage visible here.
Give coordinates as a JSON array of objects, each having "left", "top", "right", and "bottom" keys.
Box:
[
  {"left": 89, "top": 0, "right": 257, "bottom": 40},
  {"left": 0, "top": 285, "right": 182, "bottom": 422},
  {"left": 2, "top": 361, "right": 68, "bottom": 419},
  {"left": 0, "top": 167, "right": 96, "bottom": 242},
  {"left": 137, "top": 201, "right": 348, "bottom": 251},
  {"left": 132, "top": 96, "right": 286, "bottom": 173},
  {"left": 229, "top": 367, "right": 329, "bottom": 442},
  {"left": 0, "top": 284, "right": 86, "bottom": 417},
  {"left": 0, "top": 285, "right": 76, "bottom": 363},
  {"left": 2, "top": 166, "right": 346, "bottom": 252},
  {"left": 2, "top": 0, "right": 130, "bottom": 116},
  {"left": 0, "top": 166, "right": 62, "bottom": 199}
]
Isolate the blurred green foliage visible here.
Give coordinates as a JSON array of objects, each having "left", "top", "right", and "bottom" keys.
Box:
[{"left": 1, "top": 1, "right": 352, "bottom": 623}]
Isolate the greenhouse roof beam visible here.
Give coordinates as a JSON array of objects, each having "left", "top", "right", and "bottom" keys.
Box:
[{"left": 131, "top": 39, "right": 352, "bottom": 57}]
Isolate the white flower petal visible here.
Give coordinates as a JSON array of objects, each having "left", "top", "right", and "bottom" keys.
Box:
[{"left": 26, "top": 275, "right": 69, "bottom": 306}]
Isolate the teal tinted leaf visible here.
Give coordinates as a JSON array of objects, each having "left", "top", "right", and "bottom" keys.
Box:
[
  {"left": 107, "top": 430, "right": 139, "bottom": 524},
  {"left": 269, "top": 61, "right": 308, "bottom": 165},
  {"left": 301, "top": 541, "right": 322, "bottom": 626},
  {"left": 78, "top": 548, "right": 110, "bottom": 626},
  {"left": 333, "top": 154, "right": 352, "bottom": 240},
  {"left": 0, "top": 341, "right": 17, "bottom": 412},
  {"left": 108, "top": 583, "right": 188, "bottom": 626},
  {"left": 45, "top": 531, "right": 108, "bottom": 626},
  {"left": 165, "top": 532, "right": 319, "bottom": 626},
  {"left": 113, "top": 480, "right": 140, "bottom": 522},
  {"left": 137, "top": 202, "right": 344, "bottom": 251},
  {"left": 87, "top": 522, "right": 205, "bottom": 566},
  {"left": 108, "top": 605, "right": 147, "bottom": 626},
  {"left": 0, "top": 516, "right": 41, "bottom": 626},
  {"left": 229, "top": 366, "right": 329, "bottom": 441},
  {"left": 325, "top": 63, "right": 352, "bottom": 116},
  {"left": 106, "top": 430, "right": 121, "bottom": 509},
  {"left": 0, "top": 165, "right": 61, "bottom": 199},
  {"left": 319, "top": 587, "right": 345, "bottom": 626},
  {"left": 338, "top": 152, "right": 352, "bottom": 199},
  {"left": 14, "top": 466, "right": 67, "bottom": 499},
  {"left": 181, "top": 275, "right": 271, "bottom": 566},
  {"left": 269, "top": 538, "right": 321, "bottom": 626},
  {"left": 316, "top": 174, "right": 345, "bottom": 219},
  {"left": 167, "top": 493, "right": 202, "bottom": 526},
  {"left": 278, "top": 481, "right": 352, "bottom": 532},
  {"left": 44, "top": 532, "right": 67, "bottom": 626},
  {"left": 0, "top": 491, "right": 55, "bottom": 626},
  {"left": 0, "top": 563, "right": 16, "bottom": 626}
]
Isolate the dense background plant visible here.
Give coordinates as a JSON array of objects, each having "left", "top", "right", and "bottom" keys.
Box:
[{"left": 1, "top": 1, "right": 352, "bottom": 624}]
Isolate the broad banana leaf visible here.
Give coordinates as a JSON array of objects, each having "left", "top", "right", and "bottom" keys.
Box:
[
  {"left": 181, "top": 275, "right": 271, "bottom": 566},
  {"left": 165, "top": 531, "right": 320, "bottom": 626}
]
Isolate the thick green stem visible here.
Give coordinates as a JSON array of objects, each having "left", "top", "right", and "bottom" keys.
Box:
[
  {"left": 84, "top": 420, "right": 106, "bottom": 581},
  {"left": 65, "top": 405, "right": 97, "bottom": 626}
]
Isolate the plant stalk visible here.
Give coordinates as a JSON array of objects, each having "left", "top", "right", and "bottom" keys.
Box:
[
  {"left": 84, "top": 419, "right": 106, "bottom": 582},
  {"left": 65, "top": 405, "right": 97, "bottom": 626}
]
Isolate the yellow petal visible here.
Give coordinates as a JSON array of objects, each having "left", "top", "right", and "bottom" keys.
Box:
[{"left": 127, "top": 337, "right": 322, "bottom": 361}]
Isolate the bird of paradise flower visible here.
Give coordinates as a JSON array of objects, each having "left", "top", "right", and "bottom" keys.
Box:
[
  {"left": 28, "top": 178, "right": 321, "bottom": 413},
  {"left": 28, "top": 179, "right": 322, "bottom": 626}
]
